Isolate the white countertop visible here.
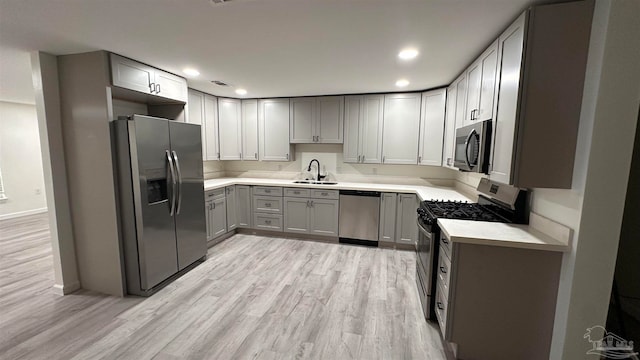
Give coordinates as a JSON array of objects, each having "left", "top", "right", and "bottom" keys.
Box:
[
  {"left": 437, "top": 218, "right": 570, "bottom": 252},
  {"left": 203, "top": 177, "right": 474, "bottom": 202}
]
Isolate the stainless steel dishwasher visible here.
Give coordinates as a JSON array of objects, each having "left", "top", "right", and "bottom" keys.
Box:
[{"left": 338, "top": 190, "right": 381, "bottom": 246}]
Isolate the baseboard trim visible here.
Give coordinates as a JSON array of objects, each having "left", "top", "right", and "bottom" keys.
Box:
[
  {"left": 52, "top": 281, "right": 81, "bottom": 296},
  {"left": 0, "top": 207, "right": 48, "bottom": 221}
]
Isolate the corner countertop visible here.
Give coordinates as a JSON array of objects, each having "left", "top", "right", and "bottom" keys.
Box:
[
  {"left": 203, "top": 178, "right": 474, "bottom": 203},
  {"left": 437, "top": 218, "right": 570, "bottom": 252}
]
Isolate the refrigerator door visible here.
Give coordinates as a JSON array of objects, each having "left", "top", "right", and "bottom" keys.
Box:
[
  {"left": 169, "top": 121, "right": 207, "bottom": 270},
  {"left": 131, "top": 115, "right": 179, "bottom": 289}
]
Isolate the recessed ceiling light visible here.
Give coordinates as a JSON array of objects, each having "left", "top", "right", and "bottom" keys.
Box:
[
  {"left": 235, "top": 88, "right": 247, "bottom": 96},
  {"left": 183, "top": 68, "right": 200, "bottom": 77},
  {"left": 395, "top": 79, "right": 410, "bottom": 87},
  {"left": 398, "top": 48, "right": 419, "bottom": 60}
]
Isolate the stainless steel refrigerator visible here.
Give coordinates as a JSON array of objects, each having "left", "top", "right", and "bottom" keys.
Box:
[{"left": 112, "top": 114, "right": 207, "bottom": 296}]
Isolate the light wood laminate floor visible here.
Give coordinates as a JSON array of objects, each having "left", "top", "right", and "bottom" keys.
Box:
[{"left": 0, "top": 213, "right": 445, "bottom": 360}]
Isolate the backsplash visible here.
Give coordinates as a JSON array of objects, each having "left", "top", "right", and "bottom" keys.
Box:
[{"left": 205, "top": 144, "right": 457, "bottom": 186}]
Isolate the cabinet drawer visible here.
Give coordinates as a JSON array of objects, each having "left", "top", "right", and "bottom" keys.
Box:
[
  {"left": 253, "top": 213, "right": 283, "bottom": 231},
  {"left": 435, "top": 283, "right": 449, "bottom": 339},
  {"left": 440, "top": 233, "right": 452, "bottom": 260},
  {"left": 253, "top": 186, "right": 283, "bottom": 196},
  {"left": 310, "top": 189, "right": 339, "bottom": 200},
  {"left": 284, "top": 187, "right": 310, "bottom": 198},
  {"left": 437, "top": 250, "right": 452, "bottom": 300},
  {"left": 253, "top": 195, "right": 283, "bottom": 214},
  {"left": 205, "top": 188, "right": 225, "bottom": 200}
]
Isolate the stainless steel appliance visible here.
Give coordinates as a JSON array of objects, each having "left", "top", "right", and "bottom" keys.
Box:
[
  {"left": 415, "top": 178, "right": 527, "bottom": 320},
  {"left": 338, "top": 190, "right": 381, "bottom": 246},
  {"left": 112, "top": 114, "right": 207, "bottom": 296},
  {"left": 454, "top": 120, "right": 492, "bottom": 173}
]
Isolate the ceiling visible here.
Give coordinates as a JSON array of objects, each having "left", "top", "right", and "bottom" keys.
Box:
[{"left": 0, "top": 0, "right": 540, "bottom": 103}]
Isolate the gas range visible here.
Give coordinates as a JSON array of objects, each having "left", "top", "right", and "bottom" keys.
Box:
[{"left": 417, "top": 199, "right": 515, "bottom": 228}]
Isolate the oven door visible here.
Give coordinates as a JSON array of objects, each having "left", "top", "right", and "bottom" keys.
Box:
[{"left": 416, "top": 220, "right": 436, "bottom": 319}]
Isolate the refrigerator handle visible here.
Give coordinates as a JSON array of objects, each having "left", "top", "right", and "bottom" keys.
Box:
[
  {"left": 172, "top": 150, "right": 183, "bottom": 215},
  {"left": 166, "top": 150, "right": 177, "bottom": 216}
]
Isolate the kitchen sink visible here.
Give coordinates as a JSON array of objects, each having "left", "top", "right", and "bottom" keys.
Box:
[{"left": 292, "top": 180, "right": 338, "bottom": 185}]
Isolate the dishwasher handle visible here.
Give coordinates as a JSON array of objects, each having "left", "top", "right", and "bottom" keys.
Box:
[{"left": 339, "top": 190, "right": 381, "bottom": 197}]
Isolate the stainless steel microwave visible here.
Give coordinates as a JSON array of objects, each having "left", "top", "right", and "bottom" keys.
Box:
[{"left": 454, "top": 120, "right": 492, "bottom": 173}]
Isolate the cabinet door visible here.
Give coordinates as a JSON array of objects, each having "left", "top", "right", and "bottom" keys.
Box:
[
  {"left": 310, "top": 199, "right": 339, "bottom": 236},
  {"left": 316, "top": 96, "right": 344, "bottom": 143},
  {"left": 478, "top": 41, "right": 499, "bottom": 121},
  {"left": 395, "top": 194, "right": 418, "bottom": 245},
  {"left": 212, "top": 198, "right": 227, "bottom": 238},
  {"left": 465, "top": 61, "right": 482, "bottom": 125},
  {"left": 241, "top": 99, "right": 259, "bottom": 161},
  {"left": 187, "top": 89, "right": 207, "bottom": 161},
  {"left": 225, "top": 186, "right": 237, "bottom": 231},
  {"left": 236, "top": 185, "right": 252, "bottom": 228},
  {"left": 382, "top": 93, "right": 421, "bottom": 164},
  {"left": 361, "top": 95, "right": 385, "bottom": 164},
  {"left": 218, "top": 98, "right": 242, "bottom": 160},
  {"left": 442, "top": 85, "right": 457, "bottom": 168},
  {"left": 343, "top": 96, "right": 362, "bottom": 163},
  {"left": 154, "top": 70, "right": 188, "bottom": 102},
  {"left": 110, "top": 54, "right": 154, "bottom": 95},
  {"left": 490, "top": 14, "right": 525, "bottom": 185},
  {"left": 379, "top": 193, "right": 397, "bottom": 242},
  {"left": 204, "top": 94, "right": 220, "bottom": 161},
  {"left": 205, "top": 200, "right": 214, "bottom": 241},
  {"left": 290, "top": 98, "right": 315, "bottom": 143},
  {"left": 259, "top": 99, "right": 291, "bottom": 161},
  {"left": 455, "top": 74, "right": 467, "bottom": 129},
  {"left": 418, "top": 89, "right": 446, "bottom": 167},
  {"left": 283, "top": 197, "right": 310, "bottom": 234}
]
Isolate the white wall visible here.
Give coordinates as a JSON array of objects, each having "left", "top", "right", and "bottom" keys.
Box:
[
  {"left": 218, "top": 144, "right": 457, "bottom": 185},
  {"left": 0, "top": 101, "right": 47, "bottom": 218}
]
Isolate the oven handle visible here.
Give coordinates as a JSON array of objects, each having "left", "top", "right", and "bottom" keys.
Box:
[{"left": 417, "top": 221, "right": 432, "bottom": 237}]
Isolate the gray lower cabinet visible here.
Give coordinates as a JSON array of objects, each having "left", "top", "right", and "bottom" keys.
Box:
[
  {"left": 283, "top": 197, "right": 311, "bottom": 233},
  {"left": 252, "top": 187, "right": 284, "bottom": 231},
  {"left": 225, "top": 186, "right": 237, "bottom": 231},
  {"left": 395, "top": 194, "right": 418, "bottom": 245},
  {"left": 236, "top": 185, "right": 252, "bottom": 228},
  {"left": 379, "top": 193, "right": 397, "bottom": 242},
  {"left": 283, "top": 191, "right": 339, "bottom": 237},
  {"left": 209, "top": 197, "right": 227, "bottom": 239},
  {"left": 309, "top": 198, "right": 339, "bottom": 236},
  {"left": 436, "top": 232, "right": 562, "bottom": 360}
]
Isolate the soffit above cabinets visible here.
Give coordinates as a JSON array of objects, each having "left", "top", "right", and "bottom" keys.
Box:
[{"left": 1, "top": 0, "right": 546, "bottom": 100}]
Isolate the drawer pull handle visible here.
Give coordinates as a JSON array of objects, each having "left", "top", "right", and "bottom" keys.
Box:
[
  {"left": 264, "top": 203, "right": 271, "bottom": 207},
  {"left": 265, "top": 220, "right": 272, "bottom": 224},
  {"left": 437, "top": 302, "right": 444, "bottom": 311},
  {"left": 294, "top": 191, "right": 300, "bottom": 194},
  {"left": 265, "top": 189, "right": 271, "bottom": 193},
  {"left": 440, "top": 266, "right": 447, "bottom": 274},
  {"left": 442, "top": 238, "right": 449, "bottom": 245},
  {"left": 321, "top": 192, "right": 328, "bottom": 196}
]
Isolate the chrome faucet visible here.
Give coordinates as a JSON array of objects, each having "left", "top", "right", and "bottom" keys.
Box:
[{"left": 307, "top": 159, "right": 326, "bottom": 182}]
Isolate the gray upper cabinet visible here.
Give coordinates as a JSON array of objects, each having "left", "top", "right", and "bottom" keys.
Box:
[
  {"left": 343, "top": 95, "right": 384, "bottom": 164},
  {"left": 110, "top": 53, "right": 187, "bottom": 102},
  {"left": 454, "top": 73, "right": 468, "bottom": 129},
  {"left": 259, "top": 99, "right": 292, "bottom": 161},
  {"left": 418, "top": 89, "right": 446, "bottom": 167},
  {"left": 477, "top": 41, "right": 499, "bottom": 122},
  {"left": 236, "top": 185, "right": 252, "bottom": 228},
  {"left": 187, "top": 89, "right": 219, "bottom": 161},
  {"left": 442, "top": 85, "right": 457, "bottom": 169},
  {"left": 290, "top": 96, "right": 344, "bottom": 143},
  {"left": 309, "top": 198, "right": 339, "bottom": 236},
  {"left": 379, "top": 193, "right": 397, "bottom": 242},
  {"left": 395, "top": 194, "right": 418, "bottom": 245},
  {"left": 241, "top": 99, "right": 259, "bottom": 161},
  {"left": 382, "top": 93, "right": 421, "bottom": 165},
  {"left": 225, "top": 186, "right": 237, "bottom": 231},
  {"left": 218, "top": 98, "right": 242, "bottom": 160}
]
